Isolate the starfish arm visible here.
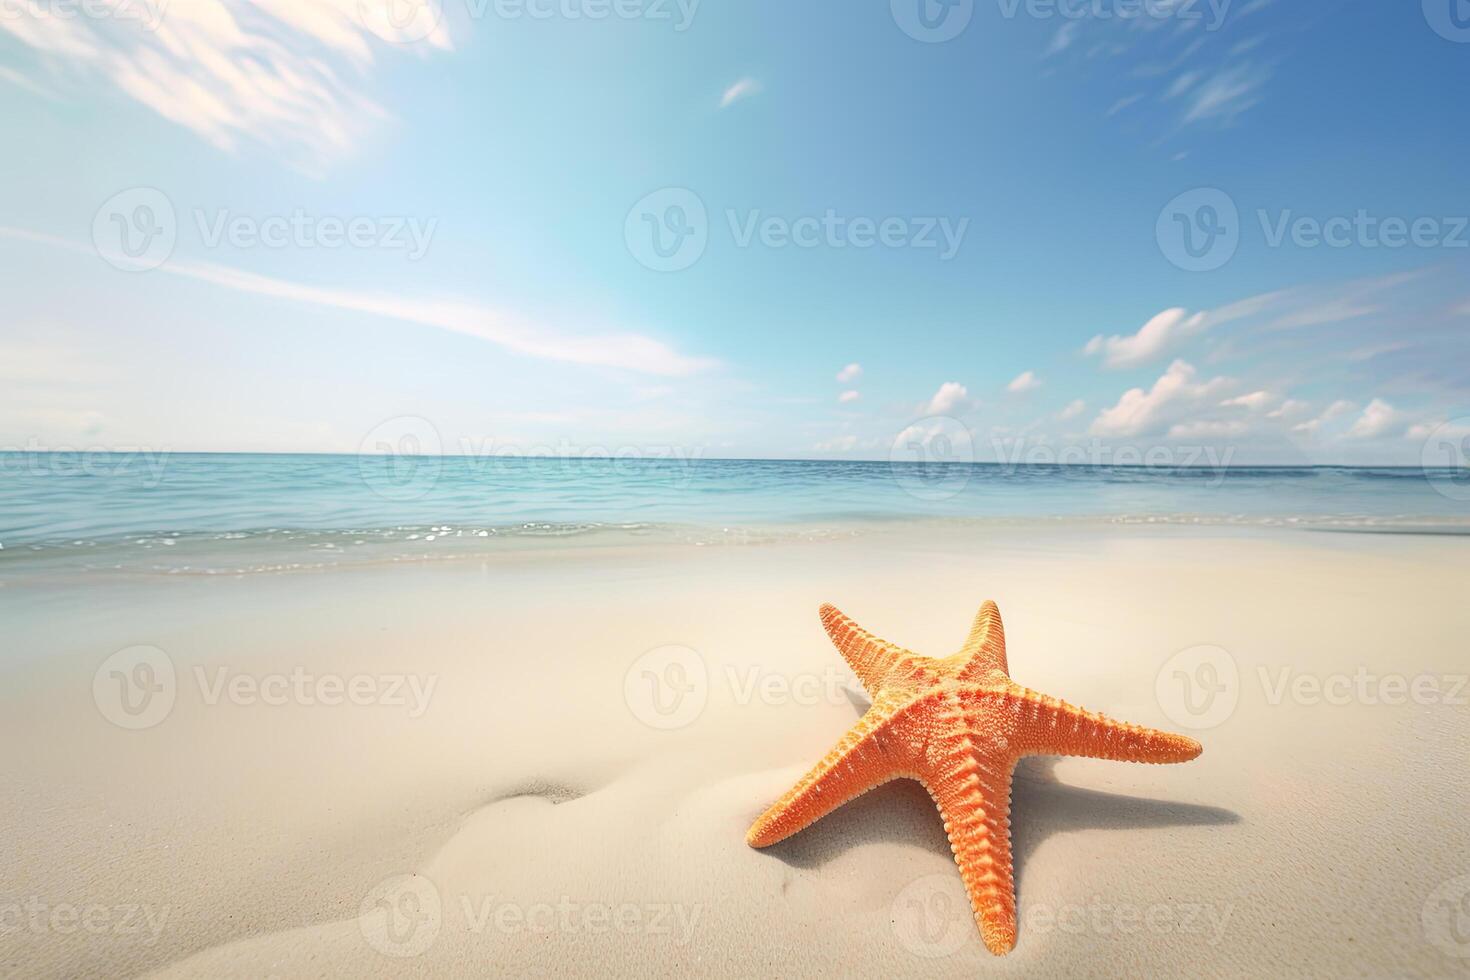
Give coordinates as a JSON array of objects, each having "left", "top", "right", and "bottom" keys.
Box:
[
  {"left": 953, "top": 599, "right": 1008, "bottom": 679},
  {"left": 818, "top": 604, "right": 911, "bottom": 695},
  {"left": 1008, "top": 686, "right": 1202, "bottom": 764},
  {"left": 747, "top": 693, "right": 914, "bottom": 848},
  {"left": 919, "top": 705, "right": 1019, "bottom": 955}
]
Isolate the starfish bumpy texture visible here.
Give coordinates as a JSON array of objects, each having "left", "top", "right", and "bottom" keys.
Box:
[{"left": 746, "top": 601, "right": 1202, "bottom": 955}]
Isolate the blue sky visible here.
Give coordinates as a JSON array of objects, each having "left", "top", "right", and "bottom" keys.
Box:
[{"left": 1, "top": 0, "right": 1467, "bottom": 464}]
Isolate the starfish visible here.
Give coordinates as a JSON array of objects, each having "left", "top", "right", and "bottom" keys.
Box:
[{"left": 746, "top": 600, "right": 1202, "bottom": 955}]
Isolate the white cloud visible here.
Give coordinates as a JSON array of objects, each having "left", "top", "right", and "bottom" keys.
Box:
[
  {"left": 1409, "top": 420, "right": 1470, "bottom": 443},
  {"left": 1267, "top": 398, "right": 1308, "bottom": 420},
  {"left": 1057, "top": 399, "right": 1086, "bottom": 421},
  {"left": 1168, "top": 419, "right": 1247, "bottom": 440},
  {"left": 0, "top": 1, "right": 452, "bottom": 173},
  {"left": 4, "top": 227, "right": 714, "bottom": 377},
  {"left": 1089, "top": 360, "right": 1230, "bottom": 437},
  {"left": 836, "top": 363, "right": 862, "bottom": 383},
  {"left": 1084, "top": 307, "right": 1206, "bottom": 369},
  {"left": 1007, "top": 370, "right": 1041, "bottom": 393},
  {"left": 1220, "top": 390, "right": 1273, "bottom": 411},
  {"left": 924, "top": 382, "right": 970, "bottom": 416},
  {"left": 1347, "top": 399, "right": 1401, "bottom": 439},
  {"left": 838, "top": 390, "right": 860, "bottom": 404},
  {"left": 1292, "top": 399, "right": 1355, "bottom": 435},
  {"left": 719, "top": 77, "right": 761, "bottom": 108}
]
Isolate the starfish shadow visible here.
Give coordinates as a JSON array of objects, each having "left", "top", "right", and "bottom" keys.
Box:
[{"left": 760, "top": 757, "right": 1239, "bottom": 879}]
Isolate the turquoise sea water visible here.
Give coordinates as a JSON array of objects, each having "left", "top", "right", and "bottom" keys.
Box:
[{"left": 2, "top": 453, "right": 1467, "bottom": 574}]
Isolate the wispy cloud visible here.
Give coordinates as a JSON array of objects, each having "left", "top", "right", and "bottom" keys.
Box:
[
  {"left": 719, "top": 77, "right": 762, "bottom": 109},
  {"left": 2, "top": 228, "right": 715, "bottom": 377},
  {"left": 836, "top": 362, "right": 862, "bottom": 383},
  {"left": 1007, "top": 370, "right": 1042, "bottom": 393},
  {"left": 1181, "top": 63, "right": 1271, "bottom": 125},
  {"left": 0, "top": 1, "right": 452, "bottom": 174}
]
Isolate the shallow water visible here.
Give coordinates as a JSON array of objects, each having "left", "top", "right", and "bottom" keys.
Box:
[{"left": 2, "top": 453, "right": 1467, "bottom": 573}]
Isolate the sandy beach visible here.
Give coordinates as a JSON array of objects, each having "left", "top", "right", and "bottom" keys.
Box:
[{"left": 2, "top": 522, "right": 1467, "bottom": 977}]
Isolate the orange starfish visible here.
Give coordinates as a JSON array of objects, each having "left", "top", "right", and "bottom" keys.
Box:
[{"left": 747, "top": 601, "right": 1202, "bottom": 955}]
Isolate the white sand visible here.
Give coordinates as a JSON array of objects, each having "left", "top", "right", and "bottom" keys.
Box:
[{"left": 2, "top": 525, "right": 1468, "bottom": 977}]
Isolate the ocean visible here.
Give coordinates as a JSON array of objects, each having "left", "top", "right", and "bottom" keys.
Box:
[{"left": 2, "top": 452, "right": 1467, "bottom": 575}]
